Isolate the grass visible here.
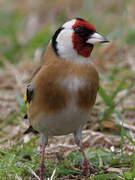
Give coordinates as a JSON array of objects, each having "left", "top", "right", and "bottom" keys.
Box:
[
  {"left": 98, "top": 76, "right": 134, "bottom": 127},
  {"left": 0, "top": 139, "right": 134, "bottom": 179}
]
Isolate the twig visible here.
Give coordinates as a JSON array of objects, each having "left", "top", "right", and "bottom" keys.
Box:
[
  {"left": 28, "top": 167, "right": 40, "bottom": 180},
  {"left": 15, "top": 175, "right": 22, "bottom": 180},
  {"left": 118, "top": 122, "right": 135, "bottom": 132},
  {"left": 49, "top": 168, "right": 56, "bottom": 180}
]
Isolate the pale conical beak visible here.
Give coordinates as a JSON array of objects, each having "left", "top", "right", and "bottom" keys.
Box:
[{"left": 86, "top": 32, "right": 109, "bottom": 44}]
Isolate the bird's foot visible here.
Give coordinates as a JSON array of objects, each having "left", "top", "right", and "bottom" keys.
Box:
[
  {"left": 82, "top": 160, "right": 98, "bottom": 175},
  {"left": 40, "top": 162, "right": 47, "bottom": 180},
  {"left": 35, "top": 163, "right": 47, "bottom": 180}
]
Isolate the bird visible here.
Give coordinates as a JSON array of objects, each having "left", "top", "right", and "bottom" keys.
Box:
[{"left": 24, "top": 18, "right": 109, "bottom": 180}]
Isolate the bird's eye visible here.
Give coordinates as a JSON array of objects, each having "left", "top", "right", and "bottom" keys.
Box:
[
  {"left": 74, "top": 26, "right": 94, "bottom": 37},
  {"left": 74, "top": 26, "right": 84, "bottom": 33}
]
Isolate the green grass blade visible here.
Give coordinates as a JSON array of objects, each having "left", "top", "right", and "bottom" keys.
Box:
[
  {"left": 91, "top": 173, "right": 123, "bottom": 180},
  {"left": 111, "top": 79, "right": 126, "bottom": 101},
  {"left": 99, "top": 87, "right": 113, "bottom": 107}
]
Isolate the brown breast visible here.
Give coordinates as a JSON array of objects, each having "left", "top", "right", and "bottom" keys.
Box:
[
  {"left": 28, "top": 44, "right": 99, "bottom": 121},
  {"left": 29, "top": 62, "right": 99, "bottom": 117}
]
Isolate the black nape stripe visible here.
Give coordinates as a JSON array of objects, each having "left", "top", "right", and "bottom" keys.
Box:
[
  {"left": 52, "top": 27, "right": 64, "bottom": 56},
  {"left": 75, "top": 18, "right": 85, "bottom": 21}
]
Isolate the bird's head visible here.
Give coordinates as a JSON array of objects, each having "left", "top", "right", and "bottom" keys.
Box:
[{"left": 52, "top": 18, "right": 109, "bottom": 61}]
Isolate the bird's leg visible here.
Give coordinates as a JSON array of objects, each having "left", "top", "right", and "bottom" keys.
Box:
[
  {"left": 79, "top": 143, "right": 98, "bottom": 174},
  {"left": 39, "top": 135, "right": 48, "bottom": 180},
  {"left": 74, "top": 128, "right": 98, "bottom": 175}
]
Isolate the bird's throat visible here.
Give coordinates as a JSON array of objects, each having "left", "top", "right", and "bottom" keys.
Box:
[{"left": 72, "top": 33, "right": 93, "bottom": 58}]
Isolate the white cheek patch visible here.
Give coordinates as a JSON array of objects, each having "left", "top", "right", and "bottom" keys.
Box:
[
  {"left": 57, "top": 29, "right": 78, "bottom": 59},
  {"left": 57, "top": 29, "right": 73, "bottom": 47}
]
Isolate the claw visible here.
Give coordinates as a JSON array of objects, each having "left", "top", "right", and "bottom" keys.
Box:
[
  {"left": 34, "top": 163, "right": 47, "bottom": 180},
  {"left": 82, "top": 160, "right": 98, "bottom": 175},
  {"left": 40, "top": 163, "right": 47, "bottom": 180}
]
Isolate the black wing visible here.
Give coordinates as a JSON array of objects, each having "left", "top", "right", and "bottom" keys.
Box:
[
  {"left": 23, "top": 84, "right": 37, "bottom": 134},
  {"left": 23, "top": 125, "right": 39, "bottom": 134},
  {"left": 25, "top": 84, "right": 34, "bottom": 104}
]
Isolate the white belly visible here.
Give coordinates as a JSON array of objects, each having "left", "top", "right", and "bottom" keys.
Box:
[{"left": 35, "top": 104, "right": 90, "bottom": 136}]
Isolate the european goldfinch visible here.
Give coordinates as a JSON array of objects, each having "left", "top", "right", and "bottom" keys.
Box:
[{"left": 24, "top": 18, "right": 109, "bottom": 179}]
